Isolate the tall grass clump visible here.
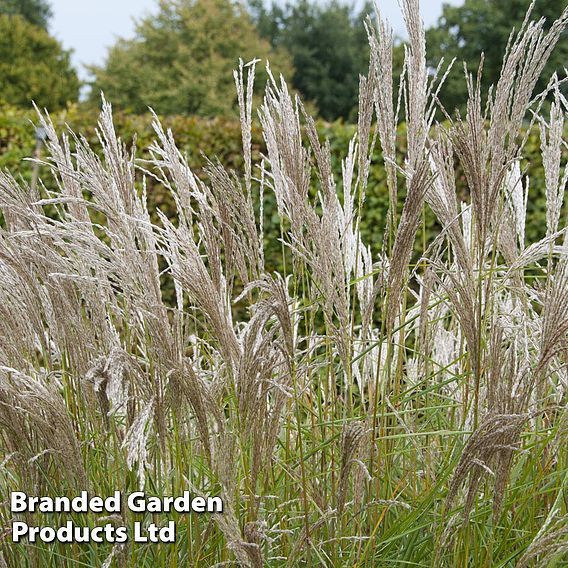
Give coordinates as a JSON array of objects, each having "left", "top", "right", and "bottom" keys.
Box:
[{"left": 1, "top": 1, "right": 568, "bottom": 566}]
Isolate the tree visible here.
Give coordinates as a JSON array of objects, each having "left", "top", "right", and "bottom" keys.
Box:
[
  {"left": 0, "top": 14, "right": 80, "bottom": 110},
  {"left": 89, "top": 0, "right": 292, "bottom": 116},
  {"left": 426, "top": 0, "right": 568, "bottom": 114},
  {"left": 250, "top": 0, "right": 372, "bottom": 121},
  {"left": 0, "top": 0, "right": 52, "bottom": 29}
]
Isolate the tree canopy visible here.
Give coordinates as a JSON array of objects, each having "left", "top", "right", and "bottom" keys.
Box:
[
  {"left": 426, "top": 0, "right": 568, "bottom": 114},
  {"left": 0, "top": 0, "right": 52, "bottom": 29},
  {"left": 89, "top": 0, "right": 292, "bottom": 116},
  {"left": 3, "top": 0, "right": 563, "bottom": 120},
  {"left": 250, "top": 0, "right": 371, "bottom": 121},
  {"left": 0, "top": 14, "right": 80, "bottom": 110}
]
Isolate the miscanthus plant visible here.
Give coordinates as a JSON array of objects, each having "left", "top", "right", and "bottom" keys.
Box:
[{"left": 1, "top": 1, "right": 568, "bottom": 566}]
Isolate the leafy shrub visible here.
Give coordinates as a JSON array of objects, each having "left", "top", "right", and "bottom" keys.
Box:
[{"left": 0, "top": 101, "right": 563, "bottom": 264}]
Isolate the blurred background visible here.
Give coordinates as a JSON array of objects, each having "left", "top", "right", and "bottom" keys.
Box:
[
  {"left": 0, "top": 0, "right": 566, "bottom": 120},
  {"left": 0, "top": 0, "right": 566, "bottom": 294}
]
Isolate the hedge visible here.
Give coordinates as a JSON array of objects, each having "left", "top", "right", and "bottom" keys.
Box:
[{"left": 0, "top": 102, "right": 563, "bottom": 273}]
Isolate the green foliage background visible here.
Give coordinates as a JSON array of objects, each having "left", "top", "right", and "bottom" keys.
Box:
[
  {"left": 426, "top": 0, "right": 568, "bottom": 114},
  {"left": 0, "top": 0, "right": 52, "bottom": 29},
  {"left": 2, "top": 0, "right": 567, "bottom": 120},
  {"left": 87, "top": 0, "right": 293, "bottom": 116},
  {"left": 0, "top": 14, "right": 80, "bottom": 110},
  {"left": 0, "top": 102, "right": 562, "bottom": 269},
  {"left": 250, "top": 0, "right": 372, "bottom": 121}
]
